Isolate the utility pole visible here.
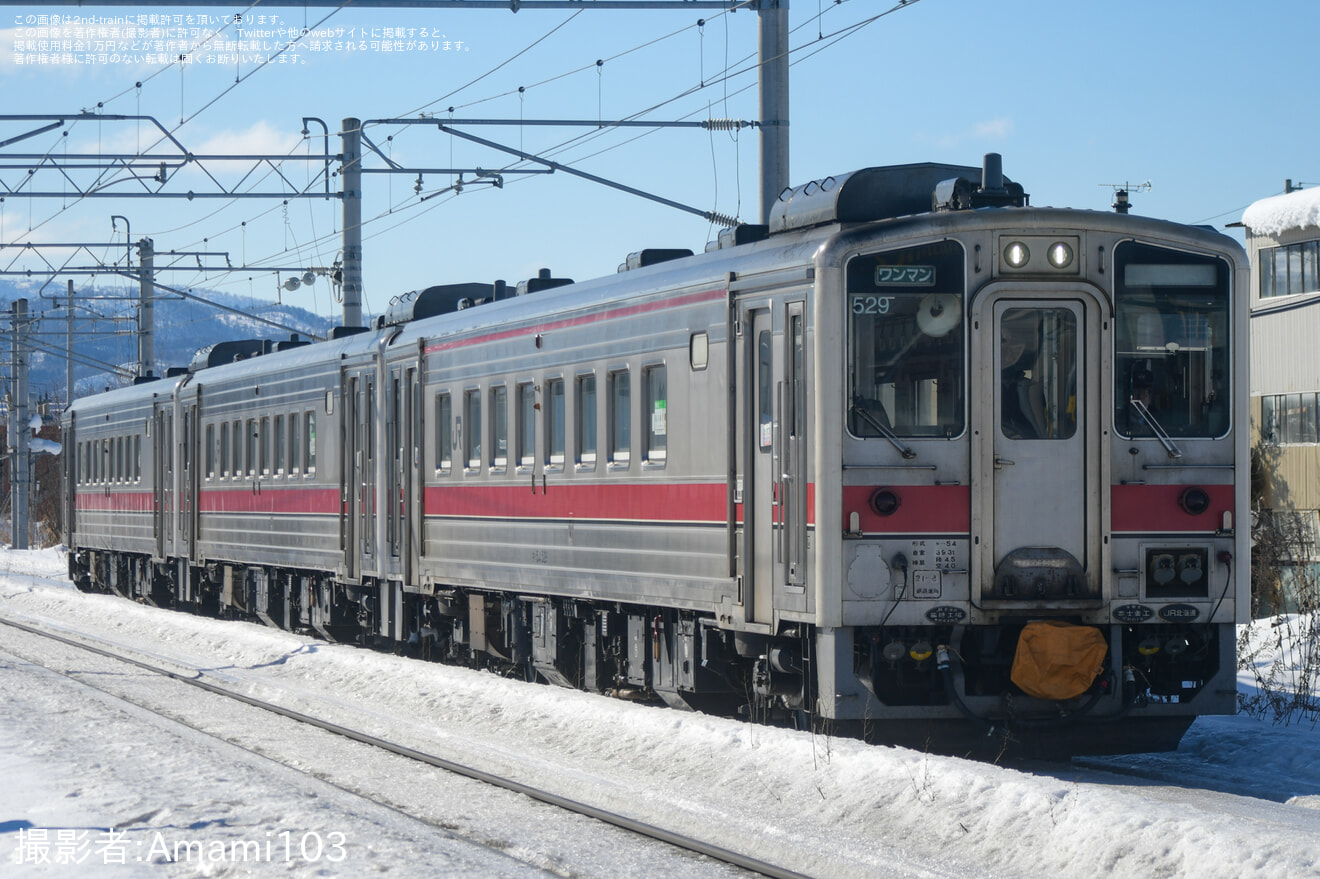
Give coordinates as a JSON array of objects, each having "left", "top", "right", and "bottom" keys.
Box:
[
  {"left": 341, "top": 117, "right": 364, "bottom": 329},
  {"left": 137, "top": 238, "right": 155, "bottom": 379},
  {"left": 758, "top": 0, "right": 789, "bottom": 223},
  {"left": 9, "top": 298, "right": 30, "bottom": 550}
]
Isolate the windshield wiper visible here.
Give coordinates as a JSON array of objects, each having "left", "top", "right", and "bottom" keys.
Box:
[
  {"left": 850, "top": 403, "right": 916, "bottom": 459},
  {"left": 1129, "top": 398, "right": 1182, "bottom": 459}
]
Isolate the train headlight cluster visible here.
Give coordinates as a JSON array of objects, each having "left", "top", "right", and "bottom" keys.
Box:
[{"left": 998, "top": 235, "right": 1081, "bottom": 275}]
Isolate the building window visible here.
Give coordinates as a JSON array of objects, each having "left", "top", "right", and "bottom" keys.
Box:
[
  {"left": 1260, "top": 240, "right": 1320, "bottom": 299},
  {"left": 1262, "top": 392, "right": 1320, "bottom": 443}
]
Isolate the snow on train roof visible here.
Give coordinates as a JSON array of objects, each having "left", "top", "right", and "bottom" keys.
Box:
[{"left": 1242, "top": 187, "right": 1320, "bottom": 236}]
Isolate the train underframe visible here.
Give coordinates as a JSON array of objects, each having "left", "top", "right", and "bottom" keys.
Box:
[{"left": 68, "top": 548, "right": 1224, "bottom": 754}]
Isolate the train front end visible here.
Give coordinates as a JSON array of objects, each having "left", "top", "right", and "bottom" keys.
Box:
[{"left": 807, "top": 161, "right": 1248, "bottom": 752}]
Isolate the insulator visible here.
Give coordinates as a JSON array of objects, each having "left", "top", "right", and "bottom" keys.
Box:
[
  {"left": 702, "top": 118, "right": 749, "bottom": 131},
  {"left": 707, "top": 211, "right": 739, "bottom": 228}
]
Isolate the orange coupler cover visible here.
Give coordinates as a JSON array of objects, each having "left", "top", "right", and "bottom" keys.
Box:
[{"left": 1009, "top": 620, "right": 1108, "bottom": 701}]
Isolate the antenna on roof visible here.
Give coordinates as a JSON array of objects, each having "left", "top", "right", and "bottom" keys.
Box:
[{"left": 1099, "top": 180, "right": 1152, "bottom": 214}]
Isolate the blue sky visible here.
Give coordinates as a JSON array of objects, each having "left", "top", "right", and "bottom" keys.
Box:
[{"left": 0, "top": 0, "right": 1313, "bottom": 321}]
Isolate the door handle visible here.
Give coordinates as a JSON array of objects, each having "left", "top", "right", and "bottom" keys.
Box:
[{"left": 994, "top": 457, "right": 1015, "bottom": 468}]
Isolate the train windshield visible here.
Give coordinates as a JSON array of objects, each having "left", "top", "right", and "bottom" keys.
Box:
[
  {"left": 846, "top": 241, "right": 966, "bottom": 439},
  {"left": 1114, "top": 242, "right": 1231, "bottom": 439}
]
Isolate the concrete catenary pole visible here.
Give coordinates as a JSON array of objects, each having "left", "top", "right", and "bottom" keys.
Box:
[
  {"left": 758, "top": 0, "right": 790, "bottom": 224},
  {"left": 137, "top": 238, "right": 155, "bottom": 379},
  {"left": 341, "top": 117, "right": 364, "bottom": 329},
  {"left": 9, "top": 298, "right": 29, "bottom": 549}
]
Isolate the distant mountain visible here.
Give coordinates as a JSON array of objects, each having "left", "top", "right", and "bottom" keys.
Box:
[{"left": 0, "top": 279, "right": 339, "bottom": 404}]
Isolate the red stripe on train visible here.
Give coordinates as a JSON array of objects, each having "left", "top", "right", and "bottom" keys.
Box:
[
  {"left": 424, "top": 481, "right": 729, "bottom": 523},
  {"left": 197, "top": 487, "right": 341, "bottom": 515},
  {"left": 1111, "top": 484, "right": 1233, "bottom": 533},
  {"left": 841, "top": 485, "right": 971, "bottom": 534},
  {"left": 74, "top": 491, "right": 153, "bottom": 513}
]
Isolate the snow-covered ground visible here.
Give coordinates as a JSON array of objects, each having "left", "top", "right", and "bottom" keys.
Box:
[{"left": 2, "top": 546, "right": 1319, "bottom": 878}]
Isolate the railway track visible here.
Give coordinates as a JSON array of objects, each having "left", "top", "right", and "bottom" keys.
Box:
[{"left": 0, "top": 612, "right": 811, "bottom": 879}]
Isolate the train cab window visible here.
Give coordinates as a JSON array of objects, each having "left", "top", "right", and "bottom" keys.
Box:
[
  {"left": 577, "top": 374, "right": 597, "bottom": 469},
  {"left": 517, "top": 382, "right": 536, "bottom": 469},
  {"left": 546, "top": 378, "right": 565, "bottom": 471},
  {"left": 435, "top": 393, "right": 452, "bottom": 474},
  {"left": 1114, "top": 243, "right": 1231, "bottom": 439},
  {"left": 846, "top": 240, "right": 966, "bottom": 439},
  {"left": 644, "top": 365, "right": 667, "bottom": 465},
  {"left": 464, "top": 390, "right": 483, "bottom": 471},
  {"left": 609, "top": 369, "right": 631, "bottom": 466},
  {"left": 305, "top": 411, "right": 317, "bottom": 476},
  {"left": 491, "top": 385, "right": 509, "bottom": 470}
]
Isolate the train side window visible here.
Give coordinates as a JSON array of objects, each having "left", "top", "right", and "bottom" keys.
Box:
[
  {"left": 289, "top": 412, "right": 301, "bottom": 476},
  {"left": 435, "top": 393, "right": 452, "bottom": 474},
  {"left": 517, "top": 382, "right": 536, "bottom": 469},
  {"left": 274, "top": 415, "right": 286, "bottom": 476},
  {"left": 232, "top": 420, "right": 242, "bottom": 477},
  {"left": 220, "top": 422, "right": 230, "bottom": 478},
  {"left": 259, "top": 416, "right": 271, "bottom": 476},
  {"left": 245, "top": 419, "right": 257, "bottom": 477},
  {"left": 464, "top": 390, "right": 483, "bottom": 471},
  {"left": 205, "top": 424, "right": 215, "bottom": 479},
  {"left": 305, "top": 411, "right": 317, "bottom": 476},
  {"left": 577, "top": 374, "right": 597, "bottom": 469},
  {"left": 491, "top": 385, "right": 508, "bottom": 470},
  {"left": 546, "top": 378, "right": 565, "bottom": 471},
  {"left": 609, "top": 369, "right": 631, "bottom": 467},
  {"left": 644, "top": 365, "right": 667, "bottom": 465},
  {"left": 135, "top": 435, "right": 142, "bottom": 482},
  {"left": 690, "top": 332, "right": 709, "bottom": 370},
  {"left": 758, "top": 331, "right": 773, "bottom": 451}
]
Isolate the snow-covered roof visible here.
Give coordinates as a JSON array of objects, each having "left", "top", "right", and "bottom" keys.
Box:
[{"left": 1242, "top": 187, "right": 1320, "bottom": 236}]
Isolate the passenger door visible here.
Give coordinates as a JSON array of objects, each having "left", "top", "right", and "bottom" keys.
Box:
[
  {"left": 974, "top": 292, "right": 1104, "bottom": 603},
  {"left": 739, "top": 302, "right": 808, "bottom": 626}
]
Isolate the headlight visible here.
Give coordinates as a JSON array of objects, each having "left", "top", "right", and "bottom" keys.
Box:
[
  {"left": 1048, "top": 241, "right": 1074, "bottom": 269},
  {"left": 1004, "top": 241, "right": 1030, "bottom": 268}
]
